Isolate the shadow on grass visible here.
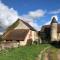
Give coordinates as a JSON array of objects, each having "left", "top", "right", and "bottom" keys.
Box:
[{"left": 50, "top": 41, "right": 60, "bottom": 48}]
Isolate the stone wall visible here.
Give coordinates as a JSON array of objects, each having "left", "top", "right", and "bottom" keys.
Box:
[
  {"left": 57, "top": 33, "right": 60, "bottom": 41},
  {"left": 15, "top": 20, "right": 29, "bottom": 29},
  {"left": 0, "top": 41, "right": 20, "bottom": 50},
  {"left": 32, "top": 31, "right": 38, "bottom": 41},
  {"left": 51, "top": 23, "right": 57, "bottom": 41}
]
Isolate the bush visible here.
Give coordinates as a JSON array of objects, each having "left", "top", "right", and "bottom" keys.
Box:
[
  {"left": 26, "top": 39, "right": 32, "bottom": 46},
  {"left": 33, "top": 40, "right": 38, "bottom": 45}
]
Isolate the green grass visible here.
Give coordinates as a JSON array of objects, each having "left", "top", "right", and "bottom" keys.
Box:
[{"left": 0, "top": 44, "right": 50, "bottom": 60}]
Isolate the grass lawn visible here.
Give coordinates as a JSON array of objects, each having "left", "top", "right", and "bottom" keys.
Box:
[{"left": 0, "top": 44, "right": 50, "bottom": 60}]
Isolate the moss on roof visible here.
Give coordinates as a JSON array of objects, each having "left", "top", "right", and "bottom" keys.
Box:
[
  {"left": 7, "top": 19, "right": 20, "bottom": 31},
  {"left": 3, "top": 19, "right": 20, "bottom": 37}
]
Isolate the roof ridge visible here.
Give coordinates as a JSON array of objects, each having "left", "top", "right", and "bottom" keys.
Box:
[
  {"left": 20, "top": 19, "right": 37, "bottom": 31},
  {"left": 5, "top": 18, "right": 37, "bottom": 32},
  {"left": 6, "top": 19, "right": 20, "bottom": 31}
]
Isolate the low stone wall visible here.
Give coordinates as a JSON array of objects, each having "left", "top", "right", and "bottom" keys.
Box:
[{"left": 0, "top": 41, "right": 20, "bottom": 50}]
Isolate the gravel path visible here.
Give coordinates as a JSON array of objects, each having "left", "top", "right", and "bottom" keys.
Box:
[
  {"left": 35, "top": 46, "right": 60, "bottom": 60},
  {"left": 36, "top": 46, "right": 51, "bottom": 60},
  {"left": 44, "top": 52, "right": 49, "bottom": 60},
  {"left": 57, "top": 50, "right": 60, "bottom": 60}
]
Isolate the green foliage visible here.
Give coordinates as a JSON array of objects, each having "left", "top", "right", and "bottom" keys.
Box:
[
  {"left": 0, "top": 44, "right": 49, "bottom": 60},
  {"left": 26, "top": 39, "right": 32, "bottom": 46}
]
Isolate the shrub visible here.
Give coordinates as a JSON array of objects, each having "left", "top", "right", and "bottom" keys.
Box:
[
  {"left": 26, "top": 39, "right": 32, "bottom": 46},
  {"left": 33, "top": 40, "right": 38, "bottom": 45}
]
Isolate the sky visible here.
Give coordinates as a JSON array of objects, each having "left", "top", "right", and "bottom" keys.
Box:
[{"left": 0, "top": 0, "right": 60, "bottom": 32}]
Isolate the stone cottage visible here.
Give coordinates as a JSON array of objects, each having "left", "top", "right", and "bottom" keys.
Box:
[
  {"left": 2, "top": 19, "right": 38, "bottom": 47},
  {"left": 38, "top": 17, "right": 60, "bottom": 43}
]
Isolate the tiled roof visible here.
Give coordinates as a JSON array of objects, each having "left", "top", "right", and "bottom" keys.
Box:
[
  {"left": 3, "top": 19, "right": 37, "bottom": 38},
  {"left": 41, "top": 24, "right": 60, "bottom": 33},
  {"left": 20, "top": 19, "right": 36, "bottom": 31},
  {"left": 4, "top": 29, "right": 29, "bottom": 41},
  {"left": 41, "top": 25, "right": 50, "bottom": 32},
  {"left": 6, "top": 19, "right": 36, "bottom": 31},
  {"left": 57, "top": 24, "right": 60, "bottom": 33}
]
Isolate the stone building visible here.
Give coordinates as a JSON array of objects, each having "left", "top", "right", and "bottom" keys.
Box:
[
  {"left": 38, "top": 17, "right": 60, "bottom": 43},
  {"left": 2, "top": 19, "right": 38, "bottom": 47}
]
